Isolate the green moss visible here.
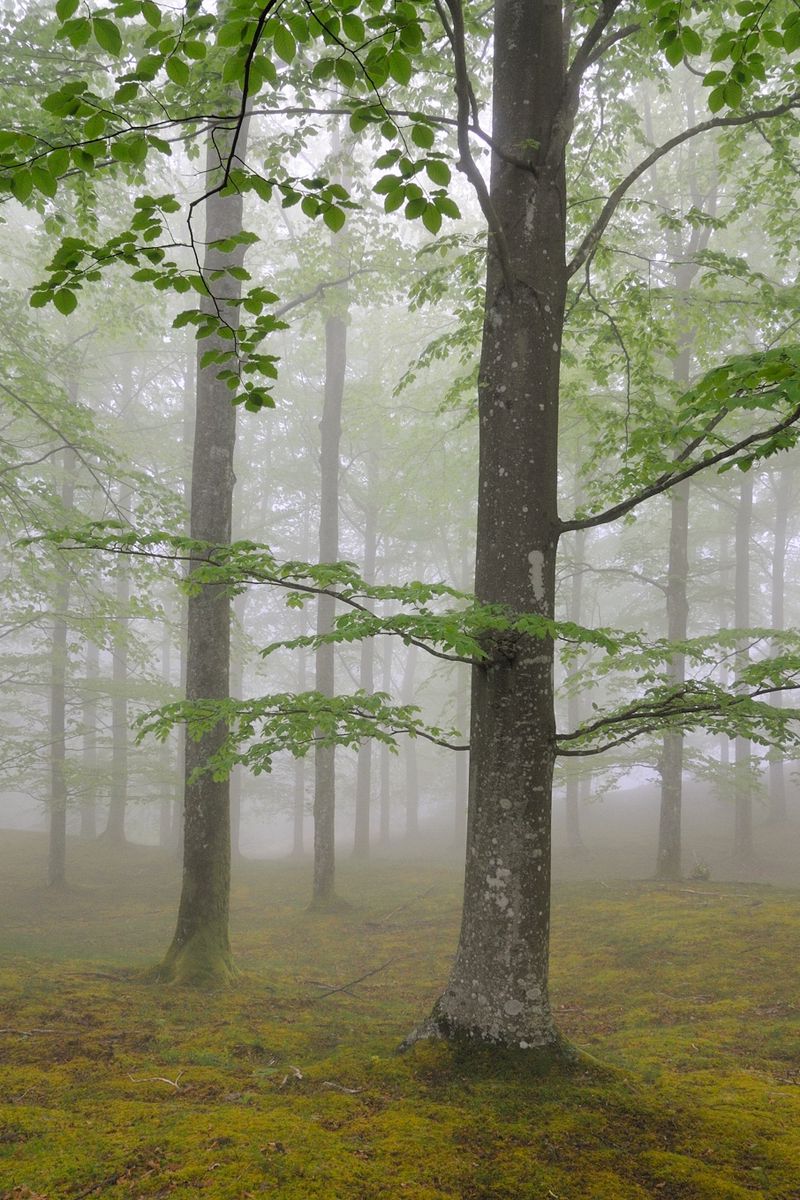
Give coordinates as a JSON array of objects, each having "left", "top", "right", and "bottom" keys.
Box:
[{"left": 1, "top": 832, "right": 799, "bottom": 1198}]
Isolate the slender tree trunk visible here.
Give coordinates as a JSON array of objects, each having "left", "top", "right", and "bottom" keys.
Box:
[
  {"left": 104, "top": 483, "right": 130, "bottom": 844},
  {"left": 229, "top": 594, "right": 246, "bottom": 860},
  {"left": 159, "top": 624, "right": 173, "bottom": 848},
  {"left": 400, "top": 644, "right": 420, "bottom": 840},
  {"left": 420, "top": 0, "right": 566, "bottom": 1049},
  {"left": 353, "top": 474, "right": 378, "bottom": 858},
  {"left": 158, "top": 121, "right": 249, "bottom": 984},
  {"left": 564, "top": 526, "right": 585, "bottom": 851},
  {"left": 379, "top": 636, "right": 393, "bottom": 846},
  {"left": 173, "top": 351, "right": 195, "bottom": 858},
  {"left": 734, "top": 472, "right": 755, "bottom": 872},
  {"left": 768, "top": 464, "right": 792, "bottom": 823},
  {"left": 48, "top": 446, "right": 76, "bottom": 887},
  {"left": 454, "top": 665, "right": 468, "bottom": 845},
  {"left": 80, "top": 639, "right": 99, "bottom": 840},
  {"left": 312, "top": 301, "right": 347, "bottom": 905}
]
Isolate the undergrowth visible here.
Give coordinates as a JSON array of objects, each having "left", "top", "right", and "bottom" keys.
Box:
[{"left": 0, "top": 832, "right": 798, "bottom": 1199}]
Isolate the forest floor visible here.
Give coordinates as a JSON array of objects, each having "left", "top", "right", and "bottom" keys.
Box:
[{"left": 0, "top": 831, "right": 798, "bottom": 1200}]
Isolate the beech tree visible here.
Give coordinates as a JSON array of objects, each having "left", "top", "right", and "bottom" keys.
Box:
[{"left": 6, "top": 0, "right": 800, "bottom": 1050}]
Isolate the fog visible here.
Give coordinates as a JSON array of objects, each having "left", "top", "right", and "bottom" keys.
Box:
[{"left": 1, "top": 3, "right": 799, "bottom": 1194}]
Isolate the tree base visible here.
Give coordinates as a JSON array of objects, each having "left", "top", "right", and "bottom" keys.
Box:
[
  {"left": 150, "top": 930, "right": 235, "bottom": 987},
  {"left": 398, "top": 1015, "right": 607, "bottom": 1078},
  {"left": 306, "top": 893, "right": 352, "bottom": 914}
]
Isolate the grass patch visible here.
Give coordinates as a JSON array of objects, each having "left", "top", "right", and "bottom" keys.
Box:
[{"left": 1, "top": 832, "right": 798, "bottom": 1198}]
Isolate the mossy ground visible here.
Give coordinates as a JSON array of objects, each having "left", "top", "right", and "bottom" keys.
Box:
[{"left": 1, "top": 831, "right": 798, "bottom": 1199}]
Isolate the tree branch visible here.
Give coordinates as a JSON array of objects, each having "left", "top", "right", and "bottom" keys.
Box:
[
  {"left": 440, "top": 0, "right": 515, "bottom": 289},
  {"left": 567, "top": 94, "right": 800, "bottom": 278},
  {"left": 561, "top": 402, "right": 800, "bottom": 532}
]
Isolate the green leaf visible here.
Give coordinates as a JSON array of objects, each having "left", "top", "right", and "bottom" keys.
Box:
[
  {"left": 384, "top": 188, "right": 405, "bottom": 213},
  {"left": 388, "top": 48, "right": 412, "bottom": 85},
  {"left": 273, "top": 24, "right": 296, "bottom": 63},
  {"left": 425, "top": 159, "right": 450, "bottom": 186},
  {"left": 405, "top": 196, "right": 426, "bottom": 220},
  {"left": 31, "top": 166, "right": 56, "bottom": 197},
  {"left": 422, "top": 203, "right": 442, "bottom": 235},
  {"left": 681, "top": 26, "right": 702, "bottom": 56},
  {"left": 10, "top": 170, "right": 33, "bottom": 203},
  {"left": 335, "top": 57, "right": 357, "bottom": 87},
  {"left": 323, "top": 206, "right": 346, "bottom": 232},
  {"left": 663, "top": 36, "right": 684, "bottom": 67},
  {"left": 708, "top": 85, "right": 725, "bottom": 113},
  {"left": 56, "top": 0, "right": 79, "bottom": 20},
  {"left": 53, "top": 289, "right": 78, "bottom": 315},
  {"left": 92, "top": 16, "right": 123, "bottom": 55},
  {"left": 61, "top": 17, "right": 92, "bottom": 47},
  {"left": 342, "top": 13, "right": 365, "bottom": 41},
  {"left": 165, "top": 56, "right": 190, "bottom": 85},
  {"left": 785, "top": 24, "right": 800, "bottom": 53},
  {"left": 411, "top": 123, "right": 435, "bottom": 150},
  {"left": 141, "top": 1, "right": 161, "bottom": 27}
]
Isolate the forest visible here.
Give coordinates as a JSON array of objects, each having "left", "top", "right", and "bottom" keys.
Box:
[{"left": 1, "top": 0, "right": 799, "bottom": 1197}]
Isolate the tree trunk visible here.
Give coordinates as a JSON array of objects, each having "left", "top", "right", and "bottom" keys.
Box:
[
  {"left": 173, "top": 350, "right": 195, "bottom": 858},
  {"left": 564, "top": 526, "right": 585, "bottom": 852},
  {"left": 159, "top": 623, "right": 173, "bottom": 848},
  {"left": 379, "top": 636, "right": 393, "bottom": 846},
  {"left": 48, "top": 446, "right": 76, "bottom": 887},
  {"left": 734, "top": 471, "right": 755, "bottom": 872},
  {"left": 229, "top": 593, "right": 246, "bottom": 861},
  {"left": 401, "top": 643, "right": 420, "bottom": 841},
  {"left": 158, "top": 121, "right": 249, "bottom": 984},
  {"left": 312, "top": 308, "right": 347, "bottom": 905},
  {"left": 419, "top": 0, "right": 566, "bottom": 1049},
  {"left": 353, "top": 471, "right": 378, "bottom": 858},
  {"left": 454, "top": 665, "right": 468, "bottom": 846},
  {"left": 104, "top": 483, "right": 130, "bottom": 844},
  {"left": 80, "top": 639, "right": 99, "bottom": 841},
  {"left": 768, "top": 463, "right": 792, "bottom": 823}
]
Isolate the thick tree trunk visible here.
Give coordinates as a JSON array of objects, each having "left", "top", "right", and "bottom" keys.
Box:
[
  {"left": 48, "top": 447, "right": 76, "bottom": 887},
  {"left": 419, "top": 0, "right": 567, "bottom": 1049},
  {"left": 80, "top": 639, "right": 99, "bottom": 841},
  {"left": 564, "top": 526, "right": 585, "bottom": 851},
  {"left": 379, "top": 636, "right": 393, "bottom": 845},
  {"left": 158, "top": 123, "right": 248, "bottom": 984},
  {"left": 312, "top": 309, "right": 346, "bottom": 906},
  {"left": 734, "top": 472, "right": 755, "bottom": 872},
  {"left": 353, "top": 476, "right": 377, "bottom": 858},
  {"left": 768, "top": 464, "right": 792, "bottom": 823},
  {"left": 104, "top": 483, "right": 131, "bottom": 844}
]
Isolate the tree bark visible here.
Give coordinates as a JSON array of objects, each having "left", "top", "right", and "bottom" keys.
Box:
[
  {"left": 80, "top": 639, "right": 99, "bottom": 841},
  {"left": 400, "top": 643, "right": 420, "bottom": 841},
  {"left": 353, "top": 466, "right": 378, "bottom": 858},
  {"left": 379, "top": 636, "right": 393, "bottom": 846},
  {"left": 734, "top": 471, "right": 755, "bottom": 872},
  {"left": 104, "top": 482, "right": 130, "bottom": 844},
  {"left": 312, "top": 308, "right": 346, "bottom": 906},
  {"left": 229, "top": 593, "right": 246, "bottom": 860},
  {"left": 768, "top": 463, "right": 792, "bottom": 823},
  {"left": 158, "top": 623, "right": 173, "bottom": 848},
  {"left": 419, "top": 0, "right": 566, "bottom": 1050},
  {"left": 158, "top": 121, "right": 249, "bottom": 984},
  {"left": 48, "top": 446, "right": 76, "bottom": 887},
  {"left": 564, "top": 526, "right": 585, "bottom": 852}
]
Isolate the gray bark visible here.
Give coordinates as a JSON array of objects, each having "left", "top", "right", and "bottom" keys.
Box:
[
  {"left": 734, "top": 471, "right": 755, "bottom": 871},
  {"left": 104, "top": 483, "right": 131, "bottom": 844},
  {"left": 564, "top": 526, "right": 585, "bottom": 851},
  {"left": 159, "top": 121, "right": 249, "bottom": 983},
  {"left": 379, "top": 636, "right": 393, "bottom": 845},
  {"left": 80, "top": 639, "right": 99, "bottom": 840},
  {"left": 400, "top": 643, "right": 419, "bottom": 840},
  {"left": 353, "top": 467, "right": 378, "bottom": 857},
  {"left": 48, "top": 446, "right": 76, "bottom": 887},
  {"left": 425, "top": 0, "right": 566, "bottom": 1048},
  {"left": 768, "top": 464, "right": 792, "bottom": 823}
]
